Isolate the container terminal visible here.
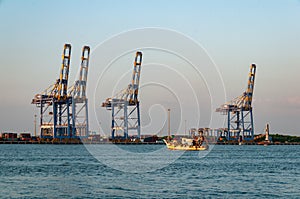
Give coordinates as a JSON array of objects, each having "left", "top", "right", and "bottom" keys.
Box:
[
  {"left": 2, "top": 44, "right": 299, "bottom": 145},
  {"left": 1, "top": 130, "right": 300, "bottom": 145}
]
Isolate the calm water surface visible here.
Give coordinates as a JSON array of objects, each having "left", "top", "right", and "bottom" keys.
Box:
[{"left": 0, "top": 144, "right": 299, "bottom": 198}]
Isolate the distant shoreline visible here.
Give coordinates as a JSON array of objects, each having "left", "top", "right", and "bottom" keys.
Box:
[{"left": 1, "top": 140, "right": 300, "bottom": 145}]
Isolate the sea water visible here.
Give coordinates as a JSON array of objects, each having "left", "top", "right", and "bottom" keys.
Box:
[{"left": 0, "top": 144, "right": 299, "bottom": 198}]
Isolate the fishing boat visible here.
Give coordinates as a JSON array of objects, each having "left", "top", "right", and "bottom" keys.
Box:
[{"left": 163, "top": 137, "right": 209, "bottom": 151}]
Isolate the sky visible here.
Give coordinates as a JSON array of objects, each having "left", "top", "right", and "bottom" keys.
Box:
[{"left": 0, "top": 0, "right": 299, "bottom": 136}]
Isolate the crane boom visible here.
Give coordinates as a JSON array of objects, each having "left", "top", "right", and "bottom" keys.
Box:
[
  {"left": 57, "top": 44, "right": 71, "bottom": 100},
  {"left": 244, "top": 64, "right": 256, "bottom": 110},
  {"left": 102, "top": 51, "right": 143, "bottom": 107},
  {"left": 216, "top": 64, "right": 257, "bottom": 112},
  {"left": 129, "top": 51, "right": 142, "bottom": 104},
  {"left": 72, "top": 46, "right": 90, "bottom": 99}
]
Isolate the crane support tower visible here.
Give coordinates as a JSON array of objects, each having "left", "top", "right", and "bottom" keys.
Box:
[
  {"left": 102, "top": 52, "right": 143, "bottom": 140},
  {"left": 69, "top": 46, "right": 90, "bottom": 138},
  {"left": 32, "top": 44, "right": 91, "bottom": 139},
  {"left": 216, "top": 64, "right": 257, "bottom": 141}
]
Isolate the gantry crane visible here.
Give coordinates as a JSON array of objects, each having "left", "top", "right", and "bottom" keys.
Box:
[
  {"left": 32, "top": 44, "right": 73, "bottom": 139},
  {"left": 69, "top": 46, "right": 90, "bottom": 138},
  {"left": 102, "top": 52, "right": 143, "bottom": 140},
  {"left": 216, "top": 64, "right": 257, "bottom": 141},
  {"left": 32, "top": 44, "right": 91, "bottom": 139}
]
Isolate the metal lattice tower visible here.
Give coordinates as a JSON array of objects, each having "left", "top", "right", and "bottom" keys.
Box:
[
  {"left": 216, "top": 64, "right": 257, "bottom": 141},
  {"left": 32, "top": 44, "right": 73, "bottom": 139},
  {"left": 69, "top": 46, "right": 90, "bottom": 138},
  {"left": 102, "top": 52, "right": 143, "bottom": 140}
]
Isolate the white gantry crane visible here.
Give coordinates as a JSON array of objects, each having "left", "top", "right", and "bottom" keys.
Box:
[{"left": 69, "top": 46, "right": 90, "bottom": 138}]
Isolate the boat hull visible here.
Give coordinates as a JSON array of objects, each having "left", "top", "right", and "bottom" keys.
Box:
[{"left": 163, "top": 139, "right": 209, "bottom": 151}]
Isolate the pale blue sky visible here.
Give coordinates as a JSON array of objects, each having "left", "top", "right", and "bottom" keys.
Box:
[{"left": 0, "top": 0, "right": 299, "bottom": 135}]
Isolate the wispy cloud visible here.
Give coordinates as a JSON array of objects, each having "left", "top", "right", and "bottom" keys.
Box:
[
  {"left": 253, "top": 97, "right": 300, "bottom": 112},
  {"left": 287, "top": 96, "right": 300, "bottom": 106}
]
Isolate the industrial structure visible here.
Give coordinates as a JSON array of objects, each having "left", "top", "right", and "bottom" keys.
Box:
[
  {"left": 69, "top": 46, "right": 90, "bottom": 137},
  {"left": 102, "top": 52, "right": 143, "bottom": 140},
  {"left": 216, "top": 64, "right": 257, "bottom": 141},
  {"left": 32, "top": 44, "right": 90, "bottom": 139},
  {"left": 265, "top": 123, "right": 270, "bottom": 142}
]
